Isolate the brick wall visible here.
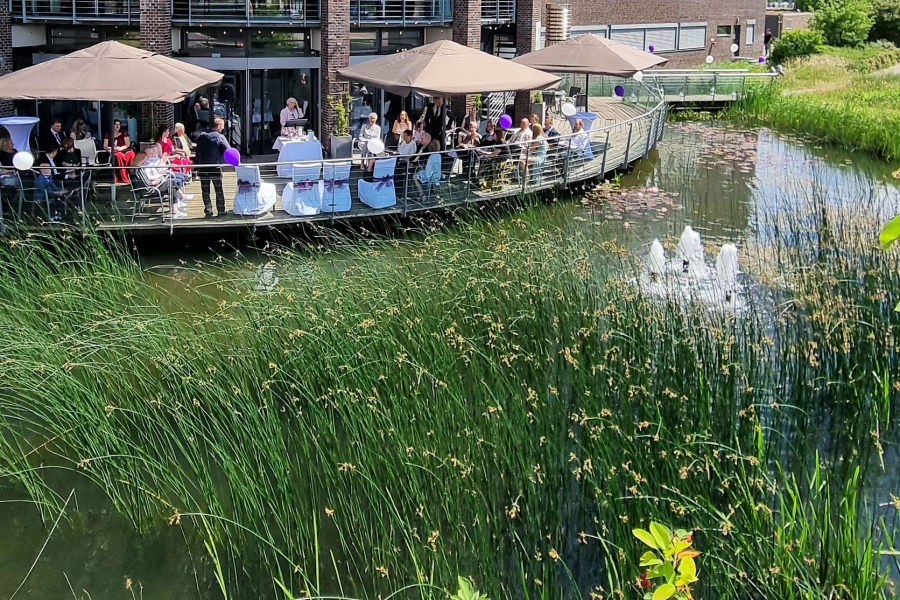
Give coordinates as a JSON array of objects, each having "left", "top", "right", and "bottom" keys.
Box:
[
  {"left": 140, "top": 0, "right": 174, "bottom": 138},
  {"left": 0, "top": 0, "right": 13, "bottom": 117},
  {"left": 514, "top": 0, "right": 538, "bottom": 118},
  {"left": 541, "top": 0, "right": 766, "bottom": 67},
  {"left": 766, "top": 11, "right": 813, "bottom": 38},
  {"left": 451, "top": 0, "right": 481, "bottom": 121},
  {"left": 320, "top": 0, "right": 350, "bottom": 152}
]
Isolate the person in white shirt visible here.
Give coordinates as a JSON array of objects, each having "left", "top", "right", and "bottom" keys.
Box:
[
  {"left": 509, "top": 118, "right": 533, "bottom": 146},
  {"left": 560, "top": 119, "right": 590, "bottom": 156},
  {"left": 359, "top": 112, "right": 382, "bottom": 157},
  {"left": 398, "top": 130, "right": 417, "bottom": 159}
]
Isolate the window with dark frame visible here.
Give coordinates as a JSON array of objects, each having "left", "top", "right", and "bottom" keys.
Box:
[
  {"left": 180, "top": 28, "right": 247, "bottom": 57},
  {"left": 350, "top": 29, "right": 424, "bottom": 55},
  {"left": 716, "top": 25, "right": 733, "bottom": 35}
]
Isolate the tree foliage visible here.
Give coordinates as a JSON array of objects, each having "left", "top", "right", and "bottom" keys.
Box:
[
  {"left": 770, "top": 28, "right": 825, "bottom": 63},
  {"left": 813, "top": 0, "right": 875, "bottom": 47},
  {"left": 869, "top": 0, "right": 900, "bottom": 45}
]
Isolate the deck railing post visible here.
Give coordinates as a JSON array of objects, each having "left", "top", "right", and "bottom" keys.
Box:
[
  {"left": 79, "top": 169, "right": 86, "bottom": 227},
  {"left": 520, "top": 144, "right": 529, "bottom": 198},
  {"left": 712, "top": 73, "right": 717, "bottom": 101},
  {"left": 644, "top": 113, "right": 653, "bottom": 159},
  {"left": 682, "top": 75, "right": 687, "bottom": 101},
  {"left": 403, "top": 161, "right": 410, "bottom": 217},
  {"left": 561, "top": 142, "right": 572, "bottom": 188},
  {"left": 600, "top": 129, "right": 609, "bottom": 177},
  {"left": 168, "top": 170, "right": 174, "bottom": 235},
  {"left": 466, "top": 150, "right": 473, "bottom": 203},
  {"left": 622, "top": 122, "right": 633, "bottom": 168}
]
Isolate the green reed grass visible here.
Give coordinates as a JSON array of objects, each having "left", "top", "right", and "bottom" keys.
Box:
[{"left": 0, "top": 197, "right": 897, "bottom": 600}]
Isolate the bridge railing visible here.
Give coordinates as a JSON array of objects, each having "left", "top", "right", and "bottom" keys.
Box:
[
  {"left": 0, "top": 83, "right": 667, "bottom": 234},
  {"left": 642, "top": 71, "right": 779, "bottom": 103}
]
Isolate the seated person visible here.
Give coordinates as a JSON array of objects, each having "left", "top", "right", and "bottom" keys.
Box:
[
  {"left": 57, "top": 138, "right": 82, "bottom": 181},
  {"left": 103, "top": 119, "right": 135, "bottom": 184},
  {"left": 543, "top": 116, "right": 560, "bottom": 138},
  {"left": 171, "top": 122, "right": 195, "bottom": 174},
  {"left": 413, "top": 132, "right": 433, "bottom": 163},
  {"left": 458, "top": 122, "right": 481, "bottom": 148},
  {"left": 481, "top": 121, "right": 496, "bottom": 146},
  {"left": 36, "top": 144, "right": 63, "bottom": 183},
  {"left": 359, "top": 112, "right": 381, "bottom": 157},
  {"left": 0, "top": 137, "right": 19, "bottom": 188},
  {"left": 412, "top": 121, "right": 425, "bottom": 145},
  {"left": 39, "top": 118, "right": 66, "bottom": 151},
  {"left": 559, "top": 118, "right": 590, "bottom": 156},
  {"left": 414, "top": 140, "right": 443, "bottom": 197},
  {"left": 135, "top": 144, "right": 193, "bottom": 218},
  {"left": 33, "top": 165, "right": 68, "bottom": 222},
  {"left": 519, "top": 124, "right": 548, "bottom": 180},
  {"left": 508, "top": 118, "right": 533, "bottom": 147},
  {"left": 398, "top": 129, "right": 417, "bottom": 159},
  {"left": 70, "top": 119, "right": 89, "bottom": 141},
  {"left": 476, "top": 130, "right": 513, "bottom": 187}
]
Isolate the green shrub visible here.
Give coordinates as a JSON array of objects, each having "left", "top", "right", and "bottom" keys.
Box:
[
  {"left": 851, "top": 46, "right": 900, "bottom": 71},
  {"left": 770, "top": 29, "right": 825, "bottom": 63},
  {"left": 813, "top": 0, "right": 875, "bottom": 47},
  {"left": 870, "top": 0, "right": 900, "bottom": 45}
]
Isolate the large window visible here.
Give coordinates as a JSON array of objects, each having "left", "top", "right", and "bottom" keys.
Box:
[
  {"left": 610, "top": 27, "right": 645, "bottom": 50},
  {"left": 250, "top": 30, "right": 310, "bottom": 55},
  {"left": 746, "top": 20, "right": 756, "bottom": 44},
  {"left": 678, "top": 23, "right": 707, "bottom": 50},
  {"left": 645, "top": 25, "right": 677, "bottom": 51},
  {"left": 181, "top": 28, "right": 246, "bottom": 56},
  {"left": 49, "top": 26, "right": 101, "bottom": 49},
  {"left": 350, "top": 29, "right": 423, "bottom": 55}
]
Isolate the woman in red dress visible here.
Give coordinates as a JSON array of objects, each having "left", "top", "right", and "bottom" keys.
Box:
[
  {"left": 156, "top": 125, "right": 191, "bottom": 175},
  {"left": 103, "top": 119, "right": 135, "bottom": 184}
]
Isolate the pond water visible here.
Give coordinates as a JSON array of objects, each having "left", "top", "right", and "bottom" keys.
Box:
[{"left": 2, "top": 122, "right": 898, "bottom": 600}]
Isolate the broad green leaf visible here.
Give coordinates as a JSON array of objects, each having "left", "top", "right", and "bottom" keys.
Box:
[
  {"left": 633, "top": 528, "right": 658, "bottom": 549},
  {"left": 455, "top": 577, "right": 475, "bottom": 600},
  {"left": 652, "top": 583, "right": 677, "bottom": 600},
  {"left": 675, "top": 529, "right": 690, "bottom": 540},
  {"left": 650, "top": 522, "right": 674, "bottom": 551},
  {"left": 678, "top": 557, "right": 697, "bottom": 582},
  {"left": 640, "top": 550, "right": 664, "bottom": 567},
  {"left": 650, "top": 563, "right": 675, "bottom": 583},
  {"left": 673, "top": 539, "right": 691, "bottom": 553},
  {"left": 677, "top": 550, "right": 700, "bottom": 560},
  {"left": 644, "top": 594, "right": 653, "bottom": 600},
  {"left": 895, "top": 300, "right": 900, "bottom": 313},
  {"left": 880, "top": 214, "right": 900, "bottom": 250}
]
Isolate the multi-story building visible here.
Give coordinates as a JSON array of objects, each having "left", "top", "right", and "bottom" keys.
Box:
[{"left": 0, "top": 0, "right": 764, "bottom": 153}]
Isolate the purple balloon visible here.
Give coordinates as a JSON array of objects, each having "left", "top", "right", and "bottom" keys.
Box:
[
  {"left": 498, "top": 114, "right": 512, "bottom": 129},
  {"left": 759, "top": 56, "right": 766, "bottom": 63},
  {"left": 648, "top": 45, "right": 655, "bottom": 52},
  {"left": 614, "top": 85, "right": 625, "bottom": 97},
  {"left": 224, "top": 147, "right": 241, "bottom": 167}
]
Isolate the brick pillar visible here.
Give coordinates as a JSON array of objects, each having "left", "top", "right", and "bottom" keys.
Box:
[
  {"left": 320, "top": 0, "right": 350, "bottom": 153},
  {"left": 451, "top": 0, "right": 481, "bottom": 123},
  {"left": 514, "top": 0, "right": 538, "bottom": 119},
  {"left": 140, "top": 0, "right": 174, "bottom": 140},
  {"left": 0, "top": 0, "right": 13, "bottom": 117}
]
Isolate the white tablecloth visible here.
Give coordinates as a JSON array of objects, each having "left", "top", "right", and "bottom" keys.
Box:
[
  {"left": 566, "top": 112, "right": 599, "bottom": 132},
  {"left": 276, "top": 140, "right": 324, "bottom": 178},
  {"left": 0, "top": 117, "right": 40, "bottom": 152},
  {"left": 273, "top": 135, "right": 313, "bottom": 151}
]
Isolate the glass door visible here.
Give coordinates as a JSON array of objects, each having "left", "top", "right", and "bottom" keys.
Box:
[{"left": 250, "top": 68, "right": 316, "bottom": 155}]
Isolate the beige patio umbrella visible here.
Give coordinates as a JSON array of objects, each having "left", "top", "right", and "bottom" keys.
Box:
[
  {"left": 0, "top": 41, "right": 223, "bottom": 102},
  {"left": 337, "top": 40, "right": 561, "bottom": 96},
  {"left": 511, "top": 34, "right": 668, "bottom": 76}
]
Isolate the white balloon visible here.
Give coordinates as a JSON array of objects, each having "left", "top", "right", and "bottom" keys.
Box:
[
  {"left": 705, "top": 55, "right": 715, "bottom": 64},
  {"left": 367, "top": 138, "right": 385, "bottom": 154},
  {"left": 13, "top": 151, "right": 34, "bottom": 171},
  {"left": 632, "top": 71, "right": 644, "bottom": 82},
  {"left": 561, "top": 102, "right": 577, "bottom": 117},
  {"left": 730, "top": 43, "right": 739, "bottom": 53}
]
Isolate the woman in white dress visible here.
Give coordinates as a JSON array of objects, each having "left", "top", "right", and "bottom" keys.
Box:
[{"left": 359, "top": 112, "right": 382, "bottom": 157}]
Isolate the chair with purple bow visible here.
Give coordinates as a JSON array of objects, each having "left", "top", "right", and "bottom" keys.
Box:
[
  {"left": 281, "top": 161, "right": 322, "bottom": 216},
  {"left": 357, "top": 156, "right": 397, "bottom": 210},
  {"left": 233, "top": 165, "right": 277, "bottom": 216},
  {"left": 321, "top": 160, "right": 352, "bottom": 213}
]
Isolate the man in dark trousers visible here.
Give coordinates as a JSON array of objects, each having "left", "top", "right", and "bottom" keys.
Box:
[
  {"left": 764, "top": 29, "right": 774, "bottom": 56},
  {"left": 196, "top": 117, "right": 231, "bottom": 218},
  {"left": 423, "top": 96, "right": 446, "bottom": 150}
]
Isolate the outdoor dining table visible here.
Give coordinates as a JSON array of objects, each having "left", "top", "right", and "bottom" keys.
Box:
[
  {"left": 275, "top": 139, "right": 323, "bottom": 178},
  {"left": 566, "top": 111, "right": 599, "bottom": 132},
  {"left": 0, "top": 116, "right": 40, "bottom": 152}
]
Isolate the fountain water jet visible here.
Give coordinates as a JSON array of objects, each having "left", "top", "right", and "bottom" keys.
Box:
[
  {"left": 677, "top": 226, "right": 704, "bottom": 273},
  {"left": 716, "top": 244, "right": 740, "bottom": 301},
  {"left": 647, "top": 239, "right": 666, "bottom": 281}
]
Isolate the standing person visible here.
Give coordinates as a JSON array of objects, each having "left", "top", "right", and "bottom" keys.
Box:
[
  {"left": 195, "top": 117, "right": 231, "bottom": 218},
  {"left": 279, "top": 97, "right": 303, "bottom": 138},
  {"left": 423, "top": 96, "right": 446, "bottom": 149},
  {"left": 764, "top": 29, "right": 774, "bottom": 56}
]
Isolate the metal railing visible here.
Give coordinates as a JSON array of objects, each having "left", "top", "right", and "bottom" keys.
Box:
[
  {"left": 0, "top": 81, "right": 666, "bottom": 235},
  {"left": 347, "top": 0, "right": 450, "bottom": 24},
  {"left": 11, "top": 0, "right": 140, "bottom": 22},
  {"left": 171, "top": 0, "right": 319, "bottom": 24},
  {"left": 633, "top": 71, "right": 779, "bottom": 104},
  {"left": 481, "top": 0, "right": 514, "bottom": 23}
]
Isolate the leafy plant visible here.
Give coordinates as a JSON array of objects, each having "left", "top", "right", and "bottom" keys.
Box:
[
  {"left": 879, "top": 215, "right": 900, "bottom": 310},
  {"left": 451, "top": 577, "right": 489, "bottom": 600},
  {"left": 633, "top": 523, "right": 699, "bottom": 600},
  {"left": 813, "top": 0, "right": 874, "bottom": 47},
  {"left": 473, "top": 93, "right": 483, "bottom": 112},
  {"left": 770, "top": 29, "right": 825, "bottom": 63},
  {"left": 870, "top": 0, "right": 900, "bottom": 45},
  {"left": 533, "top": 91, "right": 543, "bottom": 104},
  {"left": 327, "top": 94, "right": 352, "bottom": 137}
]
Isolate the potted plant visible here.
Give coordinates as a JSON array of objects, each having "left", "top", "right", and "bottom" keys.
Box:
[
  {"left": 474, "top": 93, "right": 483, "bottom": 119},
  {"left": 531, "top": 91, "right": 547, "bottom": 123},
  {"left": 328, "top": 94, "right": 352, "bottom": 159}
]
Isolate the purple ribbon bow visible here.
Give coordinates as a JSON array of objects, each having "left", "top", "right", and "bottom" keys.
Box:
[
  {"left": 292, "top": 180, "right": 316, "bottom": 192},
  {"left": 373, "top": 174, "right": 394, "bottom": 191},
  {"left": 324, "top": 178, "right": 349, "bottom": 193},
  {"left": 237, "top": 179, "right": 260, "bottom": 194}
]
